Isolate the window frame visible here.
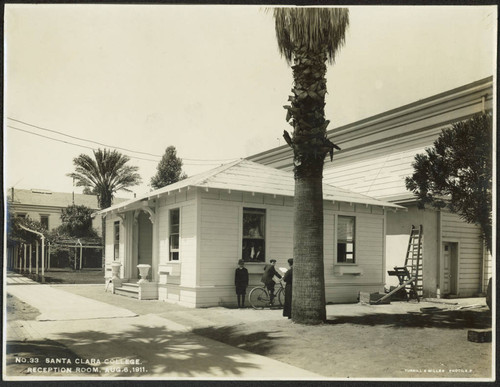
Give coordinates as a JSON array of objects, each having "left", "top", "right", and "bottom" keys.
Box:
[
  {"left": 242, "top": 207, "right": 266, "bottom": 263},
  {"left": 169, "top": 208, "right": 181, "bottom": 262},
  {"left": 336, "top": 215, "right": 356, "bottom": 264},
  {"left": 40, "top": 215, "right": 49, "bottom": 230}
]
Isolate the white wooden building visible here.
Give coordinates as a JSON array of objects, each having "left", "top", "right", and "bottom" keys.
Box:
[
  {"left": 248, "top": 77, "right": 494, "bottom": 298},
  {"left": 99, "top": 159, "right": 402, "bottom": 307}
]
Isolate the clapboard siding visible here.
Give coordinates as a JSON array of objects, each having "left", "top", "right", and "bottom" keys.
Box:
[
  {"left": 157, "top": 199, "right": 197, "bottom": 287},
  {"left": 323, "top": 146, "right": 427, "bottom": 199},
  {"left": 268, "top": 207, "right": 293, "bottom": 260},
  {"left": 442, "top": 211, "right": 484, "bottom": 295},
  {"left": 199, "top": 200, "right": 240, "bottom": 287},
  {"left": 325, "top": 212, "right": 385, "bottom": 291}
]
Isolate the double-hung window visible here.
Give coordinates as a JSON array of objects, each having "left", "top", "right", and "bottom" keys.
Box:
[
  {"left": 169, "top": 208, "right": 180, "bottom": 261},
  {"left": 242, "top": 208, "right": 266, "bottom": 262},
  {"left": 337, "top": 216, "right": 355, "bottom": 263}
]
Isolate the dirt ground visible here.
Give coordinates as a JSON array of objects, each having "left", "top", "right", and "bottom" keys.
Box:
[{"left": 5, "top": 286, "right": 493, "bottom": 380}]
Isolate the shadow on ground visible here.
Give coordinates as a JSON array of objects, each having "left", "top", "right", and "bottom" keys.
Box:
[
  {"left": 49, "top": 324, "right": 277, "bottom": 377},
  {"left": 6, "top": 340, "right": 83, "bottom": 376},
  {"left": 192, "top": 325, "right": 276, "bottom": 356},
  {"left": 327, "top": 309, "right": 492, "bottom": 329}
]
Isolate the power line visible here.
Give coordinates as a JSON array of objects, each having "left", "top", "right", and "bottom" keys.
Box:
[
  {"left": 8, "top": 125, "right": 236, "bottom": 165},
  {"left": 7, "top": 126, "right": 160, "bottom": 163},
  {"left": 7, "top": 117, "right": 163, "bottom": 158},
  {"left": 7, "top": 117, "right": 239, "bottom": 163}
]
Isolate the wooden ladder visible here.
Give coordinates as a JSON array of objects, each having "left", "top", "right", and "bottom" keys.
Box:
[
  {"left": 404, "top": 224, "right": 423, "bottom": 300},
  {"left": 375, "top": 225, "right": 423, "bottom": 304}
]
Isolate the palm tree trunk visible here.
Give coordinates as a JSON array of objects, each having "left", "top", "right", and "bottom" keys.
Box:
[
  {"left": 292, "top": 159, "right": 326, "bottom": 324},
  {"left": 287, "top": 46, "right": 328, "bottom": 324}
]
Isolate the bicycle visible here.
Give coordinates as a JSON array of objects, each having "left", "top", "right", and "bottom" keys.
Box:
[{"left": 249, "top": 281, "right": 285, "bottom": 309}]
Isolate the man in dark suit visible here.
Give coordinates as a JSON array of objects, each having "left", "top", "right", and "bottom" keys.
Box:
[
  {"left": 261, "top": 259, "right": 282, "bottom": 305},
  {"left": 235, "top": 259, "right": 249, "bottom": 308}
]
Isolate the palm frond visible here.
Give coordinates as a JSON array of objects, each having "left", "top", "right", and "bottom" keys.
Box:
[
  {"left": 68, "top": 148, "right": 141, "bottom": 209},
  {"left": 274, "top": 7, "right": 349, "bottom": 65}
]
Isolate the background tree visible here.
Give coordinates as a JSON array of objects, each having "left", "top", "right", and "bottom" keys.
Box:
[
  {"left": 58, "top": 204, "right": 99, "bottom": 238},
  {"left": 7, "top": 212, "right": 47, "bottom": 246},
  {"left": 273, "top": 8, "right": 349, "bottom": 324},
  {"left": 150, "top": 146, "right": 187, "bottom": 190},
  {"left": 68, "top": 148, "right": 141, "bottom": 249},
  {"left": 405, "top": 112, "right": 492, "bottom": 252},
  {"left": 68, "top": 148, "right": 142, "bottom": 209}
]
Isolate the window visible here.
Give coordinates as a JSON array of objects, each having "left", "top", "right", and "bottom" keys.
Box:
[
  {"left": 40, "top": 215, "right": 49, "bottom": 230},
  {"left": 169, "top": 208, "right": 180, "bottom": 261},
  {"left": 242, "top": 208, "right": 266, "bottom": 262},
  {"left": 113, "top": 221, "right": 120, "bottom": 260},
  {"left": 337, "top": 216, "right": 355, "bottom": 263},
  {"left": 17, "top": 213, "right": 26, "bottom": 219}
]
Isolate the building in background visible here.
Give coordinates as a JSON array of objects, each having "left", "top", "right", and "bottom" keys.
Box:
[
  {"left": 248, "top": 76, "right": 494, "bottom": 298},
  {"left": 7, "top": 188, "right": 103, "bottom": 233},
  {"left": 6, "top": 188, "right": 127, "bottom": 270}
]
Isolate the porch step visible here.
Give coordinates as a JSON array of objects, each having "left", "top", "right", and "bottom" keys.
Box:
[
  {"left": 115, "top": 283, "right": 140, "bottom": 299},
  {"left": 114, "top": 282, "right": 158, "bottom": 300}
]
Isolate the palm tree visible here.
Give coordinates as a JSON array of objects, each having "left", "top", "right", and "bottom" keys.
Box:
[
  {"left": 68, "top": 148, "right": 142, "bottom": 249},
  {"left": 273, "top": 8, "right": 349, "bottom": 324},
  {"left": 68, "top": 148, "right": 141, "bottom": 209}
]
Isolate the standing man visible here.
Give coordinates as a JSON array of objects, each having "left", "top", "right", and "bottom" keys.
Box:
[
  {"left": 283, "top": 258, "right": 294, "bottom": 319},
  {"left": 261, "top": 259, "right": 282, "bottom": 305},
  {"left": 235, "top": 259, "right": 249, "bottom": 308}
]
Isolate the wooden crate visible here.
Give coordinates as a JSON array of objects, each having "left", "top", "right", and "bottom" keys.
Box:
[{"left": 467, "top": 329, "right": 492, "bottom": 343}]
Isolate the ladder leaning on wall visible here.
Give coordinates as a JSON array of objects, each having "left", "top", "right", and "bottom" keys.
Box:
[
  {"left": 375, "top": 225, "right": 423, "bottom": 304},
  {"left": 404, "top": 224, "right": 423, "bottom": 300}
]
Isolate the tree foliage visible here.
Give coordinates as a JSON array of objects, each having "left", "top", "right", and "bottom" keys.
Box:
[
  {"left": 7, "top": 213, "right": 47, "bottom": 246},
  {"left": 405, "top": 112, "right": 492, "bottom": 252},
  {"left": 67, "top": 148, "right": 142, "bottom": 209},
  {"left": 150, "top": 146, "right": 187, "bottom": 190},
  {"left": 58, "top": 205, "right": 98, "bottom": 238}
]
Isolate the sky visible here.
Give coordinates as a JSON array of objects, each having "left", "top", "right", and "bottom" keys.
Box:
[{"left": 4, "top": 4, "right": 497, "bottom": 199}]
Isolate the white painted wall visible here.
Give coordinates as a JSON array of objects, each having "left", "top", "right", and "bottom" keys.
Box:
[{"left": 441, "top": 211, "right": 484, "bottom": 297}]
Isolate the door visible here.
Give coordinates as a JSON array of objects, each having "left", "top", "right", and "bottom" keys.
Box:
[
  {"left": 137, "top": 211, "right": 153, "bottom": 280},
  {"left": 442, "top": 242, "right": 458, "bottom": 295}
]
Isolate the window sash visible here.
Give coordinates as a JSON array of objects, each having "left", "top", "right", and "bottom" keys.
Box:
[
  {"left": 337, "top": 216, "right": 355, "bottom": 263},
  {"left": 169, "top": 209, "right": 180, "bottom": 261},
  {"left": 242, "top": 208, "right": 266, "bottom": 262}
]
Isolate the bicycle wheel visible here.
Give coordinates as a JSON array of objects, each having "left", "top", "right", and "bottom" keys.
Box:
[
  {"left": 249, "top": 287, "right": 269, "bottom": 309},
  {"left": 277, "top": 288, "right": 285, "bottom": 307}
]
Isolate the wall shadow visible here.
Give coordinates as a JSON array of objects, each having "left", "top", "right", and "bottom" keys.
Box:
[{"left": 326, "top": 309, "right": 491, "bottom": 330}]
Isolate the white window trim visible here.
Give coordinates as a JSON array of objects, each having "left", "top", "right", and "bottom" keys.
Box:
[
  {"left": 334, "top": 213, "right": 357, "bottom": 266},
  {"left": 168, "top": 207, "right": 181, "bottom": 262},
  {"left": 240, "top": 206, "right": 268, "bottom": 264}
]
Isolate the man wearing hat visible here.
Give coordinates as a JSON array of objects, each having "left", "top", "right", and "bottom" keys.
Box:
[
  {"left": 235, "top": 259, "right": 249, "bottom": 308},
  {"left": 261, "top": 259, "right": 282, "bottom": 305}
]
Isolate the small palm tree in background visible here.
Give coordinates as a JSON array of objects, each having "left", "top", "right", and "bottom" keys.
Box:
[
  {"left": 273, "top": 7, "right": 349, "bottom": 324},
  {"left": 68, "top": 148, "right": 142, "bottom": 248},
  {"left": 68, "top": 148, "right": 142, "bottom": 209}
]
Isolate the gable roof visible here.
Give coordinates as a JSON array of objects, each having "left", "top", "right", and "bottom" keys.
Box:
[
  {"left": 7, "top": 188, "right": 127, "bottom": 210},
  {"left": 100, "top": 159, "right": 403, "bottom": 214}
]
